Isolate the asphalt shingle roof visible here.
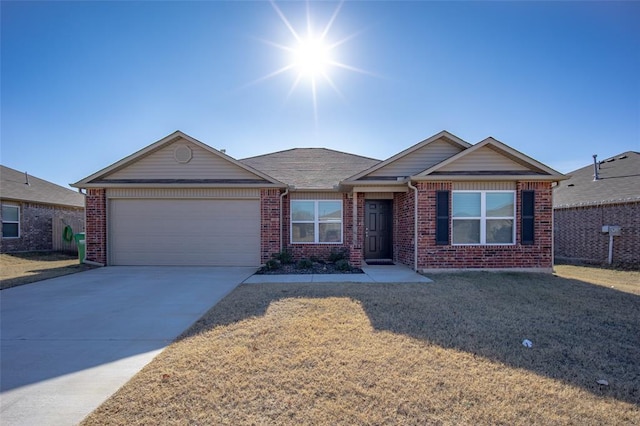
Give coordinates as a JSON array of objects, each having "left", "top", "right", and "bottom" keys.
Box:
[
  {"left": 241, "top": 148, "right": 380, "bottom": 189},
  {"left": 0, "top": 165, "right": 85, "bottom": 208},
  {"left": 553, "top": 151, "right": 640, "bottom": 208}
]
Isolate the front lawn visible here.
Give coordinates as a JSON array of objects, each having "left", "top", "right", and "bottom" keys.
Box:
[
  {"left": 82, "top": 268, "right": 640, "bottom": 425},
  {"left": 0, "top": 252, "right": 94, "bottom": 290}
]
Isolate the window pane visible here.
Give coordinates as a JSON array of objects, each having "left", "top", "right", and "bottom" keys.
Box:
[
  {"left": 486, "top": 193, "right": 514, "bottom": 217},
  {"left": 452, "top": 193, "right": 480, "bottom": 217},
  {"left": 487, "top": 219, "right": 513, "bottom": 244},
  {"left": 452, "top": 219, "right": 480, "bottom": 244},
  {"left": 318, "top": 201, "right": 342, "bottom": 221},
  {"left": 319, "top": 223, "right": 342, "bottom": 243},
  {"left": 2, "top": 205, "right": 19, "bottom": 221},
  {"left": 2, "top": 223, "right": 19, "bottom": 238},
  {"left": 291, "top": 201, "right": 315, "bottom": 221},
  {"left": 292, "top": 223, "right": 314, "bottom": 243}
]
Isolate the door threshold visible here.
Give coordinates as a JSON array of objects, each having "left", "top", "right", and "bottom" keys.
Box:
[{"left": 365, "top": 259, "right": 395, "bottom": 266}]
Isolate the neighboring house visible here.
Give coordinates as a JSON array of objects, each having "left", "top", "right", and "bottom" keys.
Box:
[
  {"left": 554, "top": 152, "right": 639, "bottom": 268},
  {"left": 72, "top": 130, "right": 565, "bottom": 271},
  {"left": 1, "top": 165, "right": 85, "bottom": 253}
]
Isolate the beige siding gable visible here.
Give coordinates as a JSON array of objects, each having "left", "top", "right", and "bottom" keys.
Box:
[
  {"left": 437, "top": 145, "right": 533, "bottom": 173},
  {"left": 453, "top": 181, "right": 516, "bottom": 190},
  {"left": 104, "top": 138, "right": 264, "bottom": 181},
  {"left": 367, "top": 138, "right": 463, "bottom": 178}
]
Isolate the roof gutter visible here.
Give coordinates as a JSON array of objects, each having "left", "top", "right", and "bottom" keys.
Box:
[
  {"left": 71, "top": 183, "right": 286, "bottom": 189},
  {"left": 410, "top": 175, "right": 569, "bottom": 182},
  {"left": 407, "top": 180, "right": 419, "bottom": 272}
]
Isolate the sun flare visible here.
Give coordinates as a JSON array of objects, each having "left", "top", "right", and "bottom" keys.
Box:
[
  {"left": 292, "top": 37, "right": 331, "bottom": 78},
  {"left": 249, "top": 1, "right": 371, "bottom": 125}
]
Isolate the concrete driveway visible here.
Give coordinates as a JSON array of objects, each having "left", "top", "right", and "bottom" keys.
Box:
[{"left": 0, "top": 266, "right": 256, "bottom": 426}]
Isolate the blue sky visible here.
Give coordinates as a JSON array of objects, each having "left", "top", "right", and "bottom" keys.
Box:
[{"left": 1, "top": 1, "right": 638, "bottom": 189}]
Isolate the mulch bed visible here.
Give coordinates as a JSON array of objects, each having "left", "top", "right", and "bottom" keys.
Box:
[{"left": 256, "top": 262, "right": 364, "bottom": 275}]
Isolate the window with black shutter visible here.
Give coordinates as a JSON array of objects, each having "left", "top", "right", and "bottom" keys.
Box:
[
  {"left": 436, "top": 191, "right": 449, "bottom": 245},
  {"left": 521, "top": 190, "right": 535, "bottom": 245}
]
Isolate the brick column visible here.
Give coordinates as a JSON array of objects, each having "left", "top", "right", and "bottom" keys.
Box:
[
  {"left": 85, "top": 188, "right": 107, "bottom": 265},
  {"left": 260, "top": 189, "right": 281, "bottom": 264}
]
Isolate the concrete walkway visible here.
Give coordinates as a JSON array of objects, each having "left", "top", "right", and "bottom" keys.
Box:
[
  {"left": 0, "top": 266, "right": 256, "bottom": 426},
  {"left": 243, "top": 264, "right": 432, "bottom": 284}
]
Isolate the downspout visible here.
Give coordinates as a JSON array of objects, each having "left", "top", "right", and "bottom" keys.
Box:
[
  {"left": 279, "top": 187, "right": 289, "bottom": 251},
  {"left": 407, "top": 180, "right": 418, "bottom": 272}
]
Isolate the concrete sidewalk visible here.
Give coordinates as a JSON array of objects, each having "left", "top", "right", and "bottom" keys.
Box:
[
  {"left": 0, "top": 266, "right": 256, "bottom": 426},
  {"left": 243, "top": 264, "right": 432, "bottom": 284}
]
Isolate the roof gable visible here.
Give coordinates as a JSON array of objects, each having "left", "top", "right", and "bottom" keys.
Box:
[
  {"left": 417, "top": 137, "right": 565, "bottom": 179},
  {"left": 73, "top": 131, "right": 284, "bottom": 187},
  {"left": 1, "top": 165, "right": 85, "bottom": 208},
  {"left": 554, "top": 151, "right": 640, "bottom": 207},
  {"left": 241, "top": 148, "right": 379, "bottom": 190},
  {"left": 344, "top": 131, "right": 471, "bottom": 182}
]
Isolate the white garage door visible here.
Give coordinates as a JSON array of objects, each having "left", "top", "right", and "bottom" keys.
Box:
[{"left": 109, "top": 199, "right": 260, "bottom": 266}]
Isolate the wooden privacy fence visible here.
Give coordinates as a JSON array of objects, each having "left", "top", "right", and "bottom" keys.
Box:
[{"left": 52, "top": 216, "right": 85, "bottom": 253}]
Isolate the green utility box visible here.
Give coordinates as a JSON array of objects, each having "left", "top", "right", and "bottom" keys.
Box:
[{"left": 74, "top": 232, "right": 86, "bottom": 264}]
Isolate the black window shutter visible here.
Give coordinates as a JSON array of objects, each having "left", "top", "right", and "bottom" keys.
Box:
[
  {"left": 436, "top": 191, "right": 449, "bottom": 245},
  {"left": 521, "top": 190, "right": 535, "bottom": 245}
]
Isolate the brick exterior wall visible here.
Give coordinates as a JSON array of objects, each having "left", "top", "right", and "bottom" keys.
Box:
[
  {"left": 396, "top": 181, "right": 553, "bottom": 271},
  {"left": 260, "top": 189, "right": 281, "bottom": 264},
  {"left": 275, "top": 192, "right": 364, "bottom": 267},
  {"left": 394, "top": 190, "right": 415, "bottom": 267},
  {"left": 85, "top": 189, "right": 107, "bottom": 265},
  {"left": 0, "top": 202, "right": 84, "bottom": 253},
  {"left": 81, "top": 182, "right": 556, "bottom": 270},
  {"left": 554, "top": 201, "right": 639, "bottom": 268},
  {"left": 350, "top": 193, "right": 365, "bottom": 267}
]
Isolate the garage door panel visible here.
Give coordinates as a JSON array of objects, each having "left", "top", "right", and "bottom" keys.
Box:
[{"left": 109, "top": 199, "right": 260, "bottom": 266}]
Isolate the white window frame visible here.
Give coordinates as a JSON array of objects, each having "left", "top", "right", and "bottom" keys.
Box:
[
  {"left": 291, "top": 200, "right": 343, "bottom": 244},
  {"left": 452, "top": 190, "right": 515, "bottom": 245},
  {"left": 2, "top": 203, "right": 20, "bottom": 239}
]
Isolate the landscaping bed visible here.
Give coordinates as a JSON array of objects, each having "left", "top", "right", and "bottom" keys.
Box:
[
  {"left": 256, "top": 260, "right": 363, "bottom": 275},
  {"left": 256, "top": 249, "right": 364, "bottom": 275}
]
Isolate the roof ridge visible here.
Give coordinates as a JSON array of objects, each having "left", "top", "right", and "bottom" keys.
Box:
[{"left": 240, "top": 147, "right": 380, "bottom": 162}]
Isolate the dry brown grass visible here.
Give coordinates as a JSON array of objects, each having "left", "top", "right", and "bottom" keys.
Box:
[
  {"left": 83, "top": 269, "right": 640, "bottom": 425},
  {"left": 554, "top": 264, "right": 640, "bottom": 295},
  {"left": 0, "top": 252, "right": 94, "bottom": 290}
]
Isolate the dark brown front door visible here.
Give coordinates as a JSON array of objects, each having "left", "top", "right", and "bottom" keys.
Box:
[{"left": 365, "top": 200, "right": 392, "bottom": 259}]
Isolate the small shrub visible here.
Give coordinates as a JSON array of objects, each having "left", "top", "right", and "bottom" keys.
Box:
[
  {"left": 328, "top": 248, "right": 348, "bottom": 263},
  {"left": 272, "top": 249, "right": 294, "bottom": 265},
  {"left": 309, "top": 255, "right": 321, "bottom": 263},
  {"left": 265, "top": 259, "right": 281, "bottom": 271},
  {"left": 334, "top": 259, "right": 351, "bottom": 271},
  {"left": 297, "top": 258, "right": 313, "bottom": 269}
]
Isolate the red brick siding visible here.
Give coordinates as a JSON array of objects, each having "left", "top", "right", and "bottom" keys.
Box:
[
  {"left": 349, "top": 193, "right": 365, "bottom": 267},
  {"left": 554, "top": 201, "right": 639, "bottom": 268},
  {"left": 412, "top": 181, "right": 553, "bottom": 270},
  {"left": 393, "top": 190, "right": 415, "bottom": 267},
  {"left": 260, "top": 189, "right": 281, "bottom": 264},
  {"left": 277, "top": 193, "right": 363, "bottom": 267},
  {"left": 85, "top": 188, "right": 107, "bottom": 264}
]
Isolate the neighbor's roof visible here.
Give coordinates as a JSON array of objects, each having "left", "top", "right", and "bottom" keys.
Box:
[
  {"left": 0, "top": 165, "right": 85, "bottom": 208},
  {"left": 553, "top": 151, "right": 640, "bottom": 208},
  {"left": 241, "top": 148, "right": 380, "bottom": 190}
]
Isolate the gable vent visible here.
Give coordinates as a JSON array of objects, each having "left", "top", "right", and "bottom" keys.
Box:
[{"left": 174, "top": 145, "right": 193, "bottom": 164}]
